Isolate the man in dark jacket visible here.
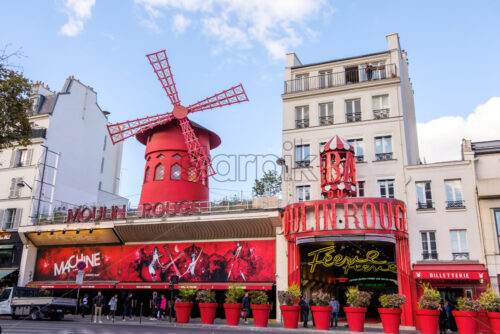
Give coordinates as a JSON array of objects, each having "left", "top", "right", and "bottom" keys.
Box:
[
  {"left": 308, "top": 297, "right": 316, "bottom": 327},
  {"left": 242, "top": 292, "right": 250, "bottom": 324},
  {"left": 92, "top": 291, "right": 105, "bottom": 323},
  {"left": 122, "top": 292, "right": 133, "bottom": 321},
  {"left": 299, "top": 296, "right": 309, "bottom": 328}
]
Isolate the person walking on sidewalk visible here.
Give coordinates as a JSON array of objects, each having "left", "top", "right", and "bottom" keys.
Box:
[
  {"left": 160, "top": 295, "right": 167, "bottom": 320},
  {"left": 242, "top": 292, "right": 250, "bottom": 324},
  {"left": 329, "top": 296, "right": 340, "bottom": 328},
  {"left": 92, "top": 291, "right": 105, "bottom": 324},
  {"left": 308, "top": 297, "right": 316, "bottom": 327},
  {"left": 150, "top": 291, "right": 160, "bottom": 320},
  {"left": 81, "top": 294, "right": 89, "bottom": 318},
  {"left": 122, "top": 292, "right": 133, "bottom": 321},
  {"left": 107, "top": 294, "right": 118, "bottom": 321},
  {"left": 299, "top": 296, "right": 309, "bottom": 328}
]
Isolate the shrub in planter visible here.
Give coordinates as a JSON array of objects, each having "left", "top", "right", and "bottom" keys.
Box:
[
  {"left": 249, "top": 291, "right": 271, "bottom": 327},
  {"left": 345, "top": 286, "right": 372, "bottom": 332},
  {"left": 416, "top": 284, "right": 441, "bottom": 334},
  {"left": 479, "top": 286, "right": 500, "bottom": 333},
  {"left": 310, "top": 289, "right": 332, "bottom": 330},
  {"left": 224, "top": 285, "right": 245, "bottom": 326},
  {"left": 378, "top": 294, "right": 406, "bottom": 334},
  {"left": 278, "top": 283, "right": 301, "bottom": 329},
  {"left": 175, "top": 287, "right": 198, "bottom": 323},
  {"left": 196, "top": 289, "right": 217, "bottom": 325},
  {"left": 453, "top": 297, "right": 481, "bottom": 334}
]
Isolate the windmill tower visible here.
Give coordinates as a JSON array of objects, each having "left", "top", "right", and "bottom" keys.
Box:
[{"left": 107, "top": 50, "right": 248, "bottom": 207}]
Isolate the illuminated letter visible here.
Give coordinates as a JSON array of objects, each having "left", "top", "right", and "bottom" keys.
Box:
[
  {"left": 343, "top": 202, "right": 361, "bottom": 229},
  {"left": 362, "top": 201, "right": 377, "bottom": 229}
]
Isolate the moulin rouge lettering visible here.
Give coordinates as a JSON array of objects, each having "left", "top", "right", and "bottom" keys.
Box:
[
  {"left": 307, "top": 245, "right": 397, "bottom": 275},
  {"left": 54, "top": 252, "right": 101, "bottom": 276}
]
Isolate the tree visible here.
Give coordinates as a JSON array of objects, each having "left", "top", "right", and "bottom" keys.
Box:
[
  {"left": 0, "top": 45, "right": 32, "bottom": 149},
  {"left": 252, "top": 170, "right": 282, "bottom": 197}
]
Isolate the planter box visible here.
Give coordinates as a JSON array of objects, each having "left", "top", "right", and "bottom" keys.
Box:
[
  {"left": 174, "top": 302, "right": 193, "bottom": 323},
  {"left": 416, "top": 309, "right": 440, "bottom": 334},
  {"left": 345, "top": 307, "right": 367, "bottom": 332},
  {"left": 478, "top": 310, "right": 492, "bottom": 334},
  {"left": 223, "top": 303, "right": 242, "bottom": 326},
  {"left": 453, "top": 311, "right": 478, "bottom": 334},
  {"left": 487, "top": 312, "right": 500, "bottom": 334},
  {"left": 378, "top": 308, "right": 402, "bottom": 334},
  {"left": 251, "top": 304, "right": 271, "bottom": 327},
  {"left": 311, "top": 305, "right": 332, "bottom": 330},
  {"left": 199, "top": 303, "right": 218, "bottom": 324},
  {"left": 280, "top": 305, "right": 300, "bottom": 329}
]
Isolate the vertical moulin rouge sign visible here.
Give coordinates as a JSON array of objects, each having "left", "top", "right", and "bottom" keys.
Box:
[{"left": 35, "top": 240, "right": 275, "bottom": 283}]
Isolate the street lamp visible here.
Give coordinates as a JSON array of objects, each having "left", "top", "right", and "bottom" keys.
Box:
[{"left": 16, "top": 181, "right": 33, "bottom": 191}]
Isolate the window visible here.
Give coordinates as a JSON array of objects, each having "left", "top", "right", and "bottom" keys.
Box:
[
  {"left": 375, "top": 136, "right": 393, "bottom": 160},
  {"left": 421, "top": 231, "right": 438, "bottom": 260},
  {"left": 345, "top": 66, "right": 359, "bottom": 84},
  {"left": 318, "top": 70, "right": 332, "bottom": 88},
  {"left": 154, "top": 164, "right": 164, "bottom": 181},
  {"left": 295, "top": 145, "right": 310, "bottom": 168},
  {"left": 103, "top": 136, "right": 107, "bottom": 151},
  {"left": 10, "top": 149, "right": 33, "bottom": 168},
  {"left": 295, "top": 106, "right": 309, "bottom": 128},
  {"left": 378, "top": 179, "right": 394, "bottom": 199},
  {"left": 0, "top": 249, "right": 13, "bottom": 267},
  {"left": 9, "top": 178, "right": 22, "bottom": 199},
  {"left": 347, "top": 139, "right": 364, "bottom": 162},
  {"left": 318, "top": 103, "right": 333, "bottom": 125},
  {"left": 450, "top": 230, "right": 469, "bottom": 260},
  {"left": 170, "top": 164, "right": 181, "bottom": 180},
  {"left": 495, "top": 209, "right": 500, "bottom": 250},
  {"left": 294, "top": 74, "right": 309, "bottom": 92},
  {"left": 372, "top": 95, "right": 389, "bottom": 119},
  {"left": 297, "top": 186, "right": 310, "bottom": 202},
  {"left": 1, "top": 208, "right": 22, "bottom": 230},
  {"left": 445, "top": 180, "right": 464, "bottom": 208},
  {"left": 357, "top": 181, "right": 365, "bottom": 197},
  {"left": 144, "top": 166, "right": 150, "bottom": 183},
  {"left": 100, "top": 157, "right": 105, "bottom": 173},
  {"left": 345, "top": 99, "right": 361, "bottom": 122},
  {"left": 416, "top": 182, "right": 433, "bottom": 209}
]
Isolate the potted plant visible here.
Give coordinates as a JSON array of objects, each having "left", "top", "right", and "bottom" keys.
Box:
[
  {"left": 250, "top": 291, "right": 271, "bottom": 327},
  {"left": 223, "top": 285, "right": 245, "bottom": 326},
  {"left": 453, "top": 297, "right": 480, "bottom": 334},
  {"left": 310, "top": 289, "right": 332, "bottom": 330},
  {"left": 344, "top": 286, "right": 372, "bottom": 332},
  {"left": 479, "top": 286, "right": 500, "bottom": 333},
  {"left": 278, "top": 283, "right": 301, "bottom": 329},
  {"left": 175, "top": 286, "right": 198, "bottom": 323},
  {"left": 378, "top": 294, "right": 406, "bottom": 334},
  {"left": 196, "top": 289, "right": 217, "bottom": 324},
  {"left": 416, "top": 284, "right": 441, "bottom": 334}
]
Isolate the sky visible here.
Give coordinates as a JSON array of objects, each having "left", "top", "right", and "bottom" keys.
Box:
[{"left": 1, "top": 0, "right": 499, "bottom": 206}]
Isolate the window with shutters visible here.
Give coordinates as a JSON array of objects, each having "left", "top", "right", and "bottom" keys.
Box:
[
  {"left": 2, "top": 208, "right": 21, "bottom": 230},
  {"left": 9, "top": 149, "right": 33, "bottom": 167},
  {"left": 9, "top": 178, "right": 22, "bottom": 199}
]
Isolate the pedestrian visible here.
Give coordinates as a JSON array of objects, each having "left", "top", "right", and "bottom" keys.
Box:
[
  {"left": 150, "top": 291, "right": 159, "bottom": 320},
  {"left": 299, "top": 296, "right": 309, "bottom": 328},
  {"left": 160, "top": 295, "right": 167, "bottom": 320},
  {"left": 92, "top": 291, "right": 105, "bottom": 324},
  {"left": 329, "top": 296, "right": 340, "bottom": 328},
  {"left": 107, "top": 294, "right": 118, "bottom": 321},
  {"left": 439, "top": 303, "right": 447, "bottom": 334},
  {"left": 122, "top": 292, "right": 133, "bottom": 321},
  {"left": 81, "top": 294, "right": 89, "bottom": 318},
  {"left": 308, "top": 297, "right": 316, "bottom": 327},
  {"left": 242, "top": 292, "right": 250, "bottom": 324},
  {"left": 444, "top": 301, "right": 452, "bottom": 333}
]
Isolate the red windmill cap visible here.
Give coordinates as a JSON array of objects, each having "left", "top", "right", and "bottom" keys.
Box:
[{"left": 321, "top": 135, "right": 354, "bottom": 152}]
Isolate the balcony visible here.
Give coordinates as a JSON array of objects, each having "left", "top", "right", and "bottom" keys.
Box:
[
  {"left": 284, "top": 64, "right": 398, "bottom": 94},
  {"left": 31, "top": 128, "right": 47, "bottom": 139},
  {"left": 295, "top": 119, "right": 309, "bottom": 128},
  {"left": 446, "top": 200, "right": 465, "bottom": 209},
  {"left": 295, "top": 160, "right": 311, "bottom": 168},
  {"left": 373, "top": 108, "right": 390, "bottom": 119},
  {"left": 417, "top": 201, "right": 434, "bottom": 210},
  {"left": 452, "top": 252, "right": 470, "bottom": 261},
  {"left": 319, "top": 115, "right": 334, "bottom": 126},
  {"left": 422, "top": 252, "right": 438, "bottom": 260},
  {"left": 346, "top": 112, "right": 361, "bottom": 123},
  {"left": 375, "top": 152, "right": 393, "bottom": 161}
]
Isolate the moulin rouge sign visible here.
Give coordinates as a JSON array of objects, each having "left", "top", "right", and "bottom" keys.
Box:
[
  {"left": 282, "top": 197, "right": 408, "bottom": 236},
  {"left": 65, "top": 201, "right": 204, "bottom": 223}
]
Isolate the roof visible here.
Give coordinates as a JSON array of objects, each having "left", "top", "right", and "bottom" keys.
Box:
[
  {"left": 321, "top": 135, "right": 354, "bottom": 153},
  {"left": 291, "top": 51, "right": 390, "bottom": 70},
  {"left": 471, "top": 140, "right": 500, "bottom": 155}
]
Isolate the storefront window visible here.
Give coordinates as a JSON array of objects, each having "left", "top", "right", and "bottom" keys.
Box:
[{"left": 0, "top": 249, "right": 14, "bottom": 266}]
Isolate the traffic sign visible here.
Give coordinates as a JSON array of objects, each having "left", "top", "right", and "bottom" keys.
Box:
[
  {"left": 76, "top": 270, "right": 84, "bottom": 285},
  {"left": 77, "top": 261, "right": 86, "bottom": 270}
]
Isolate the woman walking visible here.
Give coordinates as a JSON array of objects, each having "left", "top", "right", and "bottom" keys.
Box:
[{"left": 107, "top": 294, "right": 118, "bottom": 321}]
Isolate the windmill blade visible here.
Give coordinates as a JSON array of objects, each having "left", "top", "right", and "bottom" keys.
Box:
[
  {"left": 187, "top": 84, "right": 248, "bottom": 114},
  {"left": 178, "top": 118, "right": 215, "bottom": 181},
  {"left": 146, "top": 50, "right": 181, "bottom": 107},
  {"left": 107, "top": 112, "right": 174, "bottom": 144}
]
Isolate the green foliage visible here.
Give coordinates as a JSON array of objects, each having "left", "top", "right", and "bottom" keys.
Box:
[
  {"left": 0, "top": 62, "right": 32, "bottom": 149},
  {"left": 479, "top": 286, "right": 500, "bottom": 312},
  {"left": 418, "top": 284, "right": 441, "bottom": 310},
  {"left": 379, "top": 294, "right": 406, "bottom": 309},
  {"left": 249, "top": 291, "right": 269, "bottom": 305},
  {"left": 178, "top": 287, "right": 198, "bottom": 302},
  {"left": 225, "top": 285, "right": 245, "bottom": 304},
  {"left": 456, "top": 297, "right": 481, "bottom": 312},
  {"left": 196, "top": 289, "right": 216, "bottom": 303},
  {"left": 252, "top": 170, "right": 281, "bottom": 197},
  {"left": 345, "top": 286, "right": 372, "bottom": 308},
  {"left": 312, "top": 289, "right": 331, "bottom": 306},
  {"left": 278, "top": 283, "right": 301, "bottom": 306}
]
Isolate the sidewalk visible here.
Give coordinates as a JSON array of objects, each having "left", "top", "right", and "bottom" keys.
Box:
[{"left": 69, "top": 315, "right": 418, "bottom": 333}]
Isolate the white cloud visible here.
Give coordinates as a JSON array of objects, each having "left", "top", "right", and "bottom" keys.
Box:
[
  {"left": 133, "top": 0, "right": 331, "bottom": 59},
  {"left": 417, "top": 97, "right": 500, "bottom": 163},
  {"left": 172, "top": 14, "right": 192, "bottom": 34},
  {"left": 59, "top": 0, "right": 96, "bottom": 37}
]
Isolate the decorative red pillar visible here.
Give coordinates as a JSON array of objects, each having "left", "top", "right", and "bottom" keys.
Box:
[{"left": 396, "top": 235, "right": 415, "bottom": 326}]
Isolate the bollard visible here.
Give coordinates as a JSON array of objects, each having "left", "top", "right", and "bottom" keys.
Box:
[{"left": 139, "top": 302, "right": 143, "bottom": 324}]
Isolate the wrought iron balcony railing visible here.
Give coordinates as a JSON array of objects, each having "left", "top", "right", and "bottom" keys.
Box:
[
  {"left": 417, "top": 201, "right": 434, "bottom": 210},
  {"left": 375, "top": 152, "right": 393, "bottom": 161},
  {"left": 295, "top": 160, "right": 311, "bottom": 168},
  {"left": 284, "top": 64, "right": 398, "bottom": 94},
  {"left": 373, "top": 108, "right": 390, "bottom": 119},
  {"left": 452, "top": 252, "right": 470, "bottom": 261},
  {"left": 295, "top": 119, "right": 309, "bottom": 128},
  {"left": 446, "top": 200, "right": 465, "bottom": 209},
  {"left": 31, "top": 128, "right": 47, "bottom": 139},
  {"left": 422, "top": 252, "right": 438, "bottom": 260},
  {"left": 319, "top": 115, "right": 334, "bottom": 126},
  {"left": 346, "top": 112, "right": 362, "bottom": 123}
]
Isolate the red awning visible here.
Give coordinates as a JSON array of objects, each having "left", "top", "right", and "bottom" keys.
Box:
[
  {"left": 413, "top": 263, "right": 488, "bottom": 280},
  {"left": 28, "top": 281, "right": 118, "bottom": 289},
  {"left": 116, "top": 282, "right": 274, "bottom": 290}
]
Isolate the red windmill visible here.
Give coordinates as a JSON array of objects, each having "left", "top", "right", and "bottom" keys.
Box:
[{"left": 107, "top": 50, "right": 248, "bottom": 207}]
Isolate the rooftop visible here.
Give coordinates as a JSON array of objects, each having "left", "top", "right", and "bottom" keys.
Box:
[{"left": 291, "top": 51, "right": 390, "bottom": 70}]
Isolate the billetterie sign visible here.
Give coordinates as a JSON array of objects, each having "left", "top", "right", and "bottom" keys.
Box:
[{"left": 65, "top": 201, "right": 204, "bottom": 223}]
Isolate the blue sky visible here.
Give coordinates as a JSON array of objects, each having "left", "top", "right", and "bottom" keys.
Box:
[{"left": 1, "top": 0, "right": 499, "bottom": 205}]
